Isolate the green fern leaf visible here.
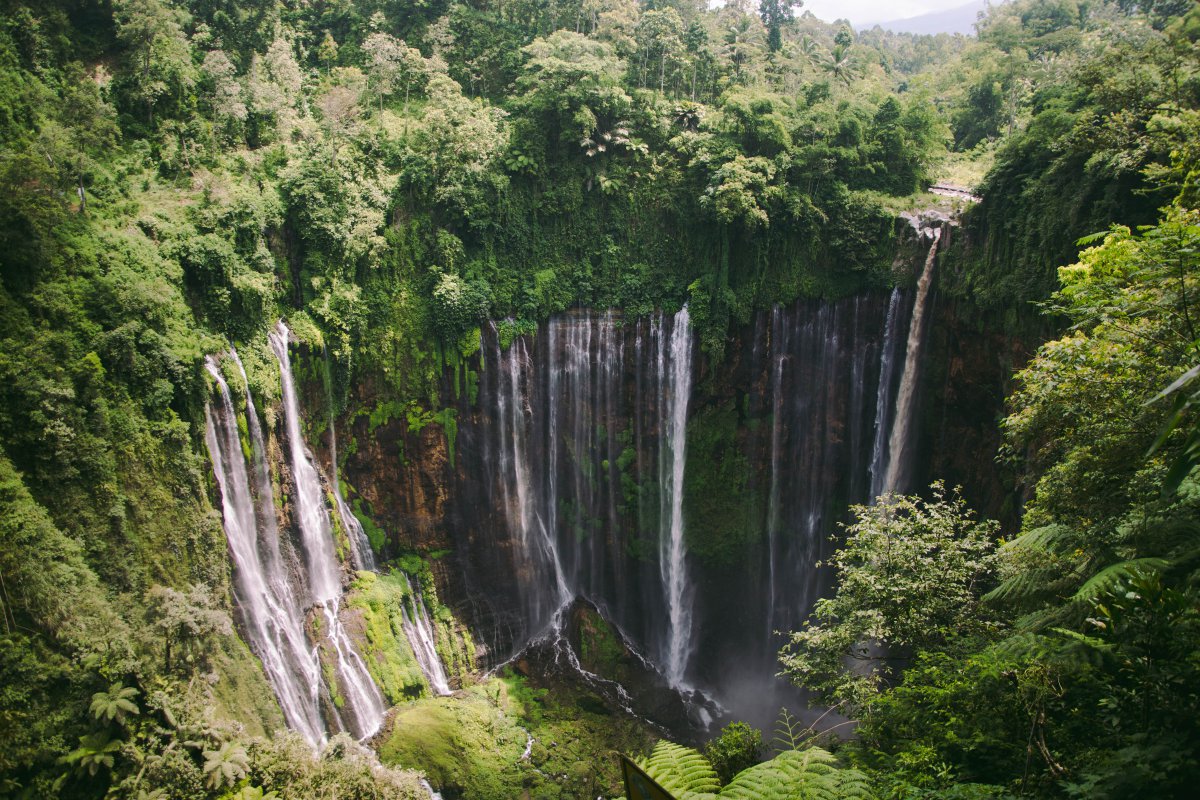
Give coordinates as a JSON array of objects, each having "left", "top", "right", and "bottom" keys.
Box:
[
  {"left": 1072, "top": 557, "right": 1169, "bottom": 602},
  {"left": 718, "top": 747, "right": 874, "bottom": 800},
  {"left": 637, "top": 741, "right": 721, "bottom": 797}
]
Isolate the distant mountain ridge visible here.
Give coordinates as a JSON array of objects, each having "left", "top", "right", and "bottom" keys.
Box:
[{"left": 863, "top": 0, "right": 990, "bottom": 35}]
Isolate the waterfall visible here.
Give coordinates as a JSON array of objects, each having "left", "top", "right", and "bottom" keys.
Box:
[
  {"left": 658, "top": 306, "right": 694, "bottom": 688},
  {"left": 322, "top": 354, "right": 452, "bottom": 695},
  {"left": 269, "top": 322, "right": 386, "bottom": 740},
  {"left": 868, "top": 289, "right": 906, "bottom": 500},
  {"left": 204, "top": 355, "right": 327, "bottom": 747},
  {"left": 483, "top": 309, "right": 697, "bottom": 687},
  {"left": 329, "top": 422, "right": 376, "bottom": 572},
  {"left": 882, "top": 228, "right": 941, "bottom": 496},
  {"left": 493, "top": 326, "right": 571, "bottom": 633},
  {"left": 765, "top": 306, "right": 788, "bottom": 640},
  {"left": 401, "top": 574, "right": 452, "bottom": 696}
]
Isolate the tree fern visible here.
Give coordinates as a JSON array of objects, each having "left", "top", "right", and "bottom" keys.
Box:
[
  {"left": 637, "top": 741, "right": 721, "bottom": 797},
  {"left": 718, "top": 747, "right": 876, "bottom": 800},
  {"left": 90, "top": 682, "right": 140, "bottom": 725},
  {"left": 1072, "top": 557, "right": 1169, "bottom": 603},
  {"left": 628, "top": 742, "right": 876, "bottom": 800}
]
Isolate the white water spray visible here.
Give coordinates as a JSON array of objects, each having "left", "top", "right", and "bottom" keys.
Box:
[
  {"left": 269, "top": 322, "right": 386, "bottom": 740},
  {"left": 658, "top": 306, "right": 694, "bottom": 688},
  {"left": 204, "top": 356, "right": 327, "bottom": 747},
  {"left": 882, "top": 229, "right": 941, "bottom": 496}
]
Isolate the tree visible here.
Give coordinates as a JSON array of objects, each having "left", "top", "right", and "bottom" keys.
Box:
[
  {"left": 202, "top": 742, "right": 249, "bottom": 789},
  {"left": 362, "top": 32, "right": 427, "bottom": 117},
  {"left": 758, "top": 0, "right": 797, "bottom": 53},
  {"left": 316, "top": 70, "right": 366, "bottom": 166},
  {"left": 145, "top": 584, "right": 233, "bottom": 675},
  {"left": 704, "top": 721, "right": 763, "bottom": 784},
  {"left": 780, "top": 484, "right": 999, "bottom": 714},
  {"left": 90, "top": 682, "right": 140, "bottom": 726},
  {"left": 61, "top": 732, "right": 122, "bottom": 778},
  {"left": 633, "top": 740, "right": 875, "bottom": 799},
  {"left": 201, "top": 50, "right": 247, "bottom": 132},
  {"left": 112, "top": 0, "right": 194, "bottom": 125},
  {"left": 635, "top": 9, "right": 686, "bottom": 93},
  {"left": 516, "top": 31, "right": 631, "bottom": 150}
]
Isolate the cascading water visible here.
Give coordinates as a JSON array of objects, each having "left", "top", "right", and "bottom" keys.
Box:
[
  {"left": 479, "top": 309, "right": 699, "bottom": 687},
  {"left": 882, "top": 227, "right": 941, "bottom": 496},
  {"left": 269, "top": 322, "right": 386, "bottom": 740},
  {"left": 204, "top": 355, "right": 327, "bottom": 747},
  {"left": 323, "top": 361, "right": 454, "bottom": 696},
  {"left": 401, "top": 573, "right": 452, "bottom": 696},
  {"left": 329, "top": 422, "right": 376, "bottom": 573},
  {"left": 869, "top": 289, "right": 907, "bottom": 500},
  {"left": 457, "top": 278, "right": 934, "bottom": 726},
  {"left": 492, "top": 327, "right": 572, "bottom": 634},
  {"left": 657, "top": 306, "right": 694, "bottom": 688}
]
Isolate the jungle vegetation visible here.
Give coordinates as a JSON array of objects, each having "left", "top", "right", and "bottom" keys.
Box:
[{"left": 1, "top": 0, "right": 1199, "bottom": 798}]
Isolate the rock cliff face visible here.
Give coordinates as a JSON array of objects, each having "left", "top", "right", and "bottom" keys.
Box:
[{"left": 316, "top": 213, "right": 1028, "bottom": 727}]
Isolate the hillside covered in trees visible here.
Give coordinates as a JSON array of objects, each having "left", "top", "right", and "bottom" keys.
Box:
[{"left": 1, "top": 0, "right": 1199, "bottom": 798}]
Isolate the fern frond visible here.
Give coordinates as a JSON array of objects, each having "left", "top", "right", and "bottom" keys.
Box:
[
  {"left": 984, "top": 566, "right": 1066, "bottom": 604},
  {"left": 833, "top": 766, "right": 877, "bottom": 799},
  {"left": 1072, "top": 557, "right": 1169, "bottom": 602},
  {"left": 999, "top": 524, "right": 1078, "bottom": 555},
  {"left": 718, "top": 747, "right": 876, "bottom": 800},
  {"left": 637, "top": 741, "right": 720, "bottom": 797},
  {"left": 990, "top": 630, "right": 1059, "bottom": 661}
]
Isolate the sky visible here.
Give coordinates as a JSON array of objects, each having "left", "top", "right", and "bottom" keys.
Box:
[{"left": 798, "top": 0, "right": 978, "bottom": 26}]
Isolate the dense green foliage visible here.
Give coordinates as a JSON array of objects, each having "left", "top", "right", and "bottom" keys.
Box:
[
  {"left": 381, "top": 671, "right": 655, "bottom": 799},
  {"left": 2, "top": 0, "right": 1199, "bottom": 796},
  {"left": 627, "top": 738, "right": 875, "bottom": 799},
  {"left": 771, "top": 213, "right": 1200, "bottom": 797}
]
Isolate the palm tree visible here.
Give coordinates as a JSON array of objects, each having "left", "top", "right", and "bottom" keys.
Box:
[{"left": 825, "top": 44, "right": 860, "bottom": 87}]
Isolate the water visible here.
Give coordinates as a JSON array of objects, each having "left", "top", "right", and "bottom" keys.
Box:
[
  {"left": 322, "top": 350, "right": 454, "bottom": 695},
  {"left": 482, "top": 309, "right": 697, "bottom": 687},
  {"left": 883, "top": 229, "right": 941, "bottom": 496},
  {"left": 464, "top": 290, "right": 931, "bottom": 724},
  {"left": 657, "top": 306, "right": 694, "bottom": 688},
  {"left": 401, "top": 573, "right": 452, "bottom": 696},
  {"left": 329, "top": 422, "right": 376, "bottom": 572},
  {"left": 204, "top": 355, "right": 327, "bottom": 747},
  {"left": 765, "top": 306, "right": 789, "bottom": 640},
  {"left": 492, "top": 326, "right": 571, "bottom": 633},
  {"left": 269, "top": 322, "right": 386, "bottom": 740},
  {"left": 869, "top": 289, "right": 906, "bottom": 500}
]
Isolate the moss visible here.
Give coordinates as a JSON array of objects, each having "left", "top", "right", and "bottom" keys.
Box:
[
  {"left": 379, "top": 686, "right": 527, "bottom": 799},
  {"left": 433, "top": 407, "right": 457, "bottom": 467},
  {"left": 235, "top": 410, "right": 253, "bottom": 464},
  {"left": 353, "top": 500, "right": 387, "bottom": 553},
  {"left": 209, "top": 631, "right": 287, "bottom": 738},
  {"left": 458, "top": 326, "right": 482, "bottom": 359},
  {"left": 682, "top": 402, "right": 765, "bottom": 567},
  {"left": 345, "top": 570, "right": 429, "bottom": 703},
  {"left": 379, "top": 673, "right": 655, "bottom": 799},
  {"left": 577, "top": 609, "right": 625, "bottom": 678},
  {"left": 365, "top": 399, "right": 407, "bottom": 434},
  {"left": 326, "top": 490, "right": 351, "bottom": 564}
]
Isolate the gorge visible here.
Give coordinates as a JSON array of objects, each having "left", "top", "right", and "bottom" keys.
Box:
[
  {"left": 200, "top": 219, "right": 954, "bottom": 747},
  {"left": 5, "top": 1, "right": 1197, "bottom": 797}
]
